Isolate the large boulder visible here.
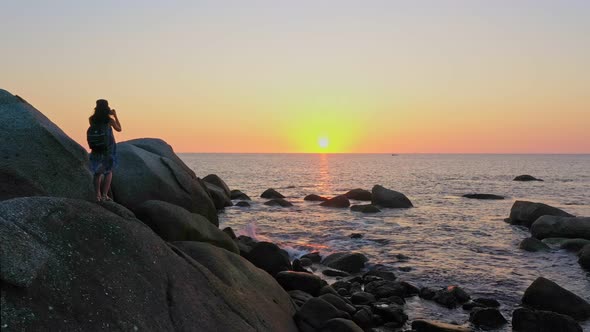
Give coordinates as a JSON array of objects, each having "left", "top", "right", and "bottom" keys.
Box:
[
  {"left": 230, "top": 190, "right": 251, "bottom": 200},
  {"left": 371, "top": 185, "right": 413, "bottom": 208},
  {"left": 0, "top": 89, "right": 94, "bottom": 201},
  {"left": 519, "top": 237, "right": 550, "bottom": 252},
  {"left": 294, "top": 297, "right": 349, "bottom": 332},
  {"left": 320, "top": 195, "right": 350, "bottom": 208},
  {"left": 276, "top": 271, "right": 324, "bottom": 296},
  {"left": 134, "top": 200, "right": 238, "bottom": 253},
  {"left": 203, "top": 174, "right": 231, "bottom": 197},
  {"left": 204, "top": 182, "right": 233, "bottom": 209},
  {"left": 322, "top": 252, "right": 368, "bottom": 274},
  {"left": 531, "top": 216, "right": 590, "bottom": 240},
  {"left": 507, "top": 201, "right": 573, "bottom": 228},
  {"left": 468, "top": 307, "right": 507, "bottom": 329},
  {"left": 245, "top": 242, "right": 292, "bottom": 276},
  {"left": 522, "top": 277, "right": 590, "bottom": 320},
  {"left": 0, "top": 197, "right": 297, "bottom": 331},
  {"left": 344, "top": 189, "right": 372, "bottom": 201},
  {"left": 261, "top": 188, "right": 285, "bottom": 199},
  {"left": 111, "top": 138, "right": 218, "bottom": 224},
  {"left": 579, "top": 244, "right": 590, "bottom": 270},
  {"left": 512, "top": 308, "right": 582, "bottom": 332}
]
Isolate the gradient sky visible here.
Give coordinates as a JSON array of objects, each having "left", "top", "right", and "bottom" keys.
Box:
[{"left": 2, "top": 0, "right": 589, "bottom": 153}]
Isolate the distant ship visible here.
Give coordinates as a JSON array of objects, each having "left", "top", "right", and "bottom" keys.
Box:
[{"left": 391, "top": 154, "right": 399, "bottom": 156}]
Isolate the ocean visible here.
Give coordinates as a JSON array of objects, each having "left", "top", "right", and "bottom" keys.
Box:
[{"left": 180, "top": 153, "right": 590, "bottom": 331}]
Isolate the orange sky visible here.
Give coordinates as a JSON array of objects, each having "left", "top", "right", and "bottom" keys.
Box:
[{"left": 3, "top": 1, "right": 589, "bottom": 153}]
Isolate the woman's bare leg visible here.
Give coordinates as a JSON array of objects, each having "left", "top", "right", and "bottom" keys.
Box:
[
  {"left": 94, "top": 173, "right": 103, "bottom": 201},
  {"left": 101, "top": 172, "right": 113, "bottom": 200}
]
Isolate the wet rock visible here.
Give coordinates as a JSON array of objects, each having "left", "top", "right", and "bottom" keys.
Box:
[
  {"left": 323, "top": 269, "right": 350, "bottom": 277},
  {"left": 522, "top": 277, "right": 590, "bottom": 320},
  {"left": 304, "top": 194, "right": 328, "bottom": 202},
  {"left": 349, "top": 233, "right": 363, "bottom": 239},
  {"left": 419, "top": 287, "right": 437, "bottom": 300},
  {"left": 319, "top": 318, "right": 363, "bottom": 332},
  {"left": 400, "top": 281, "right": 420, "bottom": 296},
  {"left": 113, "top": 139, "right": 218, "bottom": 224},
  {"left": 349, "top": 282, "right": 363, "bottom": 294},
  {"left": 579, "top": 244, "right": 590, "bottom": 270},
  {"left": 352, "top": 307, "right": 373, "bottom": 328},
  {"left": 264, "top": 198, "right": 293, "bottom": 207},
  {"left": 472, "top": 298, "right": 501, "bottom": 308},
  {"left": 469, "top": 307, "right": 507, "bottom": 329},
  {"left": 300, "top": 257, "right": 313, "bottom": 266},
  {"left": 289, "top": 290, "right": 314, "bottom": 308},
  {"left": 276, "top": 271, "right": 324, "bottom": 296},
  {"left": 235, "top": 235, "right": 257, "bottom": 256},
  {"left": 462, "top": 193, "right": 504, "bottom": 200},
  {"left": 261, "top": 188, "right": 285, "bottom": 199},
  {"left": 381, "top": 296, "right": 405, "bottom": 305},
  {"left": 350, "top": 204, "right": 381, "bottom": 213},
  {"left": 222, "top": 227, "right": 236, "bottom": 239},
  {"left": 411, "top": 319, "right": 471, "bottom": 332},
  {"left": 365, "top": 280, "right": 406, "bottom": 299},
  {"left": 512, "top": 307, "right": 582, "bottom": 332},
  {"left": 398, "top": 266, "right": 412, "bottom": 272},
  {"left": 560, "top": 238, "right": 590, "bottom": 252},
  {"left": 432, "top": 286, "right": 471, "bottom": 308},
  {"left": 319, "top": 285, "right": 339, "bottom": 296},
  {"left": 302, "top": 251, "right": 322, "bottom": 263},
  {"left": 531, "top": 216, "right": 590, "bottom": 240},
  {"left": 519, "top": 237, "right": 550, "bottom": 252},
  {"left": 235, "top": 201, "right": 250, "bottom": 207},
  {"left": 395, "top": 253, "right": 410, "bottom": 261},
  {"left": 507, "top": 200, "right": 573, "bottom": 228},
  {"left": 331, "top": 280, "right": 352, "bottom": 292},
  {"left": 371, "top": 303, "right": 407, "bottom": 327},
  {"left": 320, "top": 294, "right": 356, "bottom": 314},
  {"left": 245, "top": 241, "right": 292, "bottom": 277},
  {"left": 134, "top": 200, "right": 238, "bottom": 253},
  {"left": 230, "top": 189, "right": 251, "bottom": 200},
  {"left": 351, "top": 292, "right": 376, "bottom": 305},
  {"left": 293, "top": 259, "right": 311, "bottom": 273},
  {"left": 0, "top": 90, "right": 95, "bottom": 201},
  {"left": 371, "top": 185, "right": 413, "bottom": 208},
  {"left": 294, "top": 297, "right": 349, "bottom": 332},
  {"left": 204, "top": 181, "right": 233, "bottom": 209},
  {"left": 462, "top": 301, "right": 483, "bottom": 310},
  {"left": 203, "top": 174, "right": 231, "bottom": 197},
  {"left": 344, "top": 189, "right": 372, "bottom": 201},
  {"left": 322, "top": 252, "right": 368, "bottom": 274},
  {"left": 320, "top": 195, "right": 350, "bottom": 208},
  {"left": 514, "top": 174, "right": 543, "bottom": 181},
  {"left": 0, "top": 197, "right": 298, "bottom": 332}
]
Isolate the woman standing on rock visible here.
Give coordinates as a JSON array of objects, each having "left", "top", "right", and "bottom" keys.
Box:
[{"left": 87, "top": 99, "right": 122, "bottom": 202}]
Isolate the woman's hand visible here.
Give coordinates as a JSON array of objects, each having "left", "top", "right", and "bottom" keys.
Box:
[{"left": 110, "top": 109, "right": 117, "bottom": 116}]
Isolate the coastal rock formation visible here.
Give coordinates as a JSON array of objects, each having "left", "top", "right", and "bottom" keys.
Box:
[
  {"left": 344, "top": 189, "right": 372, "bottom": 201},
  {"left": 276, "top": 271, "right": 324, "bottom": 296},
  {"left": 0, "top": 197, "right": 298, "bottom": 332},
  {"left": 230, "top": 189, "right": 251, "bottom": 200},
  {"left": 512, "top": 308, "right": 582, "bottom": 332},
  {"left": 264, "top": 198, "right": 293, "bottom": 207},
  {"left": 0, "top": 89, "right": 94, "bottom": 201},
  {"left": 371, "top": 185, "right": 413, "bottom": 208},
  {"left": 531, "top": 216, "right": 590, "bottom": 240},
  {"left": 462, "top": 194, "right": 504, "bottom": 200},
  {"left": 320, "top": 195, "right": 350, "bottom": 208},
  {"left": 304, "top": 194, "right": 328, "bottom": 202},
  {"left": 514, "top": 174, "right": 544, "bottom": 181},
  {"left": 507, "top": 200, "right": 573, "bottom": 228},
  {"left": 203, "top": 174, "right": 231, "bottom": 197},
  {"left": 322, "top": 252, "right": 368, "bottom": 273},
  {"left": 134, "top": 200, "right": 238, "bottom": 253},
  {"left": 203, "top": 181, "right": 233, "bottom": 209},
  {"left": 519, "top": 237, "right": 550, "bottom": 252},
  {"left": 261, "top": 188, "right": 285, "bottom": 199},
  {"left": 294, "top": 297, "right": 350, "bottom": 332},
  {"left": 245, "top": 241, "right": 292, "bottom": 276},
  {"left": 111, "top": 138, "right": 218, "bottom": 224},
  {"left": 522, "top": 277, "right": 590, "bottom": 320},
  {"left": 350, "top": 204, "right": 381, "bottom": 213},
  {"left": 579, "top": 244, "right": 590, "bottom": 270}
]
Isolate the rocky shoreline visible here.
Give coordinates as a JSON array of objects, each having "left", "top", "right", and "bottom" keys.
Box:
[{"left": 1, "top": 88, "right": 589, "bottom": 332}]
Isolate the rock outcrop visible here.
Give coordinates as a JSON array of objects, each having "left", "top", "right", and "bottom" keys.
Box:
[
  {"left": 0, "top": 197, "right": 297, "bottom": 331},
  {"left": 371, "top": 185, "right": 413, "bottom": 208},
  {"left": 261, "top": 188, "right": 285, "bottom": 199},
  {"left": 531, "top": 216, "right": 590, "bottom": 240},
  {"left": 507, "top": 201, "right": 573, "bottom": 228},
  {"left": 111, "top": 138, "right": 218, "bottom": 224},
  {"left": 522, "top": 277, "right": 590, "bottom": 320},
  {"left": 0, "top": 89, "right": 94, "bottom": 201}
]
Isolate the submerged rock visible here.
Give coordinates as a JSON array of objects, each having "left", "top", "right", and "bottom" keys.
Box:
[
  {"left": 264, "top": 198, "right": 293, "bottom": 207},
  {"left": 514, "top": 174, "right": 544, "bottom": 181},
  {"left": 235, "top": 201, "right": 251, "bottom": 207},
  {"left": 344, "top": 189, "right": 372, "bottom": 201},
  {"left": 0, "top": 197, "right": 298, "bottom": 332},
  {"left": 462, "top": 193, "right": 504, "bottom": 200},
  {"left": 531, "top": 216, "right": 590, "bottom": 240},
  {"left": 322, "top": 252, "right": 368, "bottom": 274},
  {"left": 134, "top": 200, "right": 238, "bottom": 253},
  {"left": 507, "top": 200, "right": 573, "bottom": 228},
  {"left": 371, "top": 185, "right": 413, "bottom": 208},
  {"left": 0, "top": 89, "right": 94, "bottom": 201},
  {"left": 261, "top": 188, "right": 285, "bottom": 199},
  {"left": 350, "top": 204, "right": 381, "bottom": 213},
  {"left": 320, "top": 195, "right": 350, "bottom": 208},
  {"left": 230, "top": 189, "right": 251, "bottom": 200},
  {"left": 304, "top": 194, "right": 328, "bottom": 202},
  {"left": 512, "top": 307, "right": 582, "bottom": 332},
  {"left": 522, "top": 277, "right": 590, "bottom": 320},
  {"left": 519, "top": 237, "right": 550, "bottom": 252}
]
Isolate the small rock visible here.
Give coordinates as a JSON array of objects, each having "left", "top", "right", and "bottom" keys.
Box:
[
  {"left": 469, "top": 307, "right": 507, "bottom": 329},
  {"left": 432, "top": 286, "right": 470, "bottom": 308},
  {"left": 472, "top": 298, "right": 501, "bottom": 308},
  {"left": 419, "top": 287, "right": 437, "bottom": 300},
  {"left": 352, "top": 307, "right": 373, "bottom": 328},
  {"left": 560, "top": 238, "right": 590, "bottom": 252},
  {"left": 350, "top": 292, "right": 376, "bottom": 305},
  {"left": 289, "top": 290, "right": 314, "bottom": 308},
  {"left": 260, "top": 188, "right": 285, "bottom": 199},
  {"left": 411, "top": 319, "right": 471, "bottom": 332},
  {"left": 344, "top": 189, "right": 372, "bottom": 201},
  {"left": 304, "top": 194, "right": 328, "bottom": 202},
  {"left": 222, "top": 227, "right": 236, "bottom": 239},
  {"left": 319, "top": 318, "right": 363, "bottom": 332},
  {"left": 230, "top": 189, "right": 251, "bottom": 200},
  {"left": 365, "top": 267, "right": 397, "bottom": 281},
  {"left": 301, "top": 252, "right": 322, "bottom": 263},
  {"left": 323, "top": 269, "right": 350, "bottom": 277},
  {"left": 322, "top": 252, "right": 368, "bottom": 274},
  {"left": 579, "top": 244, "right": 590, "bottom": 270},
  {"left": 319, "top": 285, "right": 339, "bottom": 296},
  {"left": 462, "top": 193, "right": 504, "bottom": 200},
  {"left": 235, "top": 201, "right": 250, "bottom": 207},
  {"left": 512, "top": 307, "right": 582, "bottom": 332},
  {"left": 519, "top": 237, "right": 550, "bottom": 252},
  {"left": 276, "top": 271, "right": 324, "bottom": 296},
  {"left": 514, "top": 174, "right": 543, "bottom": 181},
  {"left": 371, "top": 185, "right": 413, "bottom": 208},
  {"left": 371, "top": 303, "right": 407, "bottom": 327},
  {"left": 293, "top": 259, "right": 311, "bottom": 273},
  {"left": 349, "top": 233, "right": 363, "bottom": 239},
  {"left": 294, "top": 298, "right": 349, "bottom": 332},
  {"left": 300, "top": 257, "right": 313, "bottom": 266},
  {"left": 350, "top": 204, "right": 381, "bottom": 213},
  {"left": 320, "top": 195, "right": 351, "bottom": 208},
  {"left": 320, "top": 293, "right": 356, "bottom": 315},
  {"left": 264, "top": 198, "right": 293, "bottom": 207},
  {"left": 245, "top": 241, "right": 292, "bottom": 276}
]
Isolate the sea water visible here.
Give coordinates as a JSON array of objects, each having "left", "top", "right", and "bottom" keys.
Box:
[{"left": 181, "top": 153, "right": 590, "bottom": 331}]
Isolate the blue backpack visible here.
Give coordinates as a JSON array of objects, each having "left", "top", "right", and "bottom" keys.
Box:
[{"left": 87, "top": 123, "right": 109, "bottom": 152}]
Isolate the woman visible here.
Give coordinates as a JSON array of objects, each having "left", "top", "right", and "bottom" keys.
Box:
[{"left": 88, "top": 99, "right": 122, "bottom": 201}]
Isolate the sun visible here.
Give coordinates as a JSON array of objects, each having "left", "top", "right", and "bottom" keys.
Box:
[{"left": 318, "top": 137, "right": 329, "bottom": 149}]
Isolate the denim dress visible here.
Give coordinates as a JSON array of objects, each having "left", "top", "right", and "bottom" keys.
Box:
[{"left": 89, "top": 125, "right": 117, "bottom": 175}]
